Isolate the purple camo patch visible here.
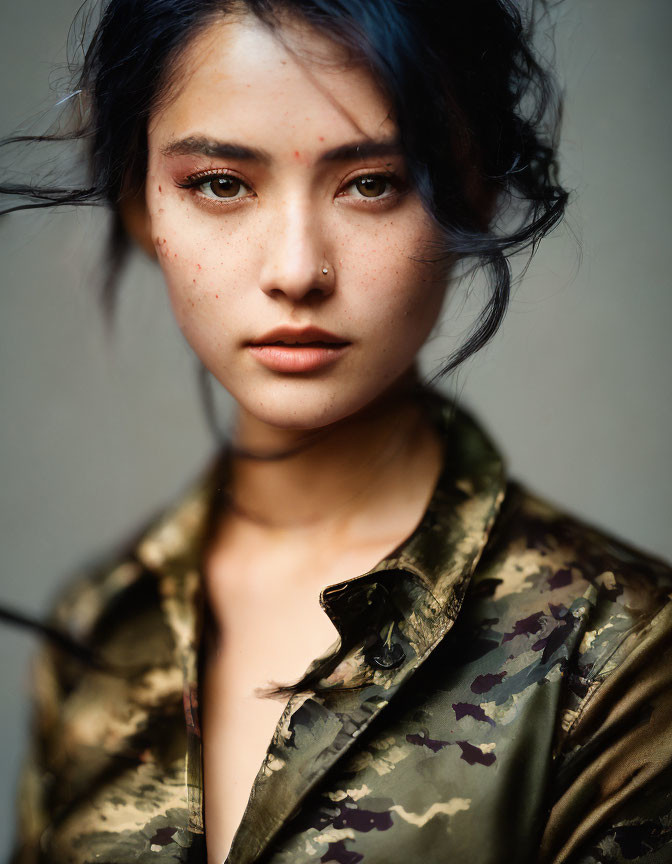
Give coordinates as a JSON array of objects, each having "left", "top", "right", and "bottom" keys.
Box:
[
  {"left": 332, "top": 804, "right": 393, "bottom": 833},
  {"left": 453, "top": 702, "right": 496, "bottom": 727},
  {"left": 456, "top": 740, "right": 496, "bottom": 767},
  {"left": 502, "top": 611, "right": 545, "bottom": 643},
  {"left": 548, "top": 568, "right": 573, "bottom": 590},
  {"left": 470, "top": 671, "right": 507, "bottom": 694},
  {"left": 149, "top": 827, "right": 176, "bottom": 846},
  {"left": 321, "top": 840, "right": 364, "bottom": 864},
  {"left": 406, "top": 730, "right": 451, "bottom": 752}
]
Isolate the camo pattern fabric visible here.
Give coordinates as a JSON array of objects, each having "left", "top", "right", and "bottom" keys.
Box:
[{"left": 9, "top": 389, "right": 672, "bottom": 864}]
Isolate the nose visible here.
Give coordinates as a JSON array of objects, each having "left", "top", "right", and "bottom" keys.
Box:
[{"left": 258, "top": 198, "right": 333, "bottom": 302}]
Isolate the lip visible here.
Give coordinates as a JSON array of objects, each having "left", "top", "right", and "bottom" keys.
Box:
[
  {"left": 246, "top": 326, "right": 351, "bottom": 373},
  {"left": 247, "top": 343, "right": 351, "bottom": 373},
  {"left": 248, "top": 325, "right": 349, "bottom": 346}
]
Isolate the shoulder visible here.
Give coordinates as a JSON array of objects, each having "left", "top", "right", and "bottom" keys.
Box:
[
  {"left": 42, "top": 537, "right": 171, "bottom": 680},
  {"left": 485, "top": 480, "right": 671, "bottom": 591},
  {"left": 17, "top": 510, "right": 195, "bottom": 861},
  {"left": 470, "top": 481, "right": 672, "bottom": 862},
  {"left": 478, "top": 480, "right": 671, "bottom": 639},
  {"left": 473, "top": 480, "right": 671, "bottom": 708},
  {"left": 47, "top": 551, "right": 147, "bottom": 641},
  {"left": 43, "top": 449, "right": 222, "bottom": 664},
  {"left": 29, "top": 493, "right": 196, "bottom": 750}
]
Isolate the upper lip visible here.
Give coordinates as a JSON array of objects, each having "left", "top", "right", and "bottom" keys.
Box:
[{"left": 248, "top": 326, "right": 350, "bottom": 346}]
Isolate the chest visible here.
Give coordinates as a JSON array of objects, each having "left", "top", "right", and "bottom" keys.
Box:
[
  {"left": 200, "top": 608, "right": 573, "bottom": 864},
  {"left": 198, "top": 518, "right": 435, "bottom": 861},
  {"left": 200, "top": 582, "right": 341, "bottom": 863},
  {"left": 42, "top": 566, "right": 590, "bottom": 864}
]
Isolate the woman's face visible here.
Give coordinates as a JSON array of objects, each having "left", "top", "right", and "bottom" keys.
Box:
[{"left": 146, "top": 14, "right": 449, "bottom": 430}]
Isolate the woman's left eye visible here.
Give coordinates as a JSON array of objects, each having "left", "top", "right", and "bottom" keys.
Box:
[{"left": 341, "top": 174, "right": 397, "bottom": 200}]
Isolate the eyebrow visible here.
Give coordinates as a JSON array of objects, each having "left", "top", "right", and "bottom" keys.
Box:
[
  {"left": 160, "top": 135, "right": 403, "bottom": 164},
  {"left": 320, "top": 138, "right": 403, "bottom": 162}
]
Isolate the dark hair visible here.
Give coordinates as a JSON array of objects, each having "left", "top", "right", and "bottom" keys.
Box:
[
  {"left": 1, "top": 0, "right": 568, "bottom": 381},
  {"left": 0, "top": 0, "right": 569, "bottom": 691}
]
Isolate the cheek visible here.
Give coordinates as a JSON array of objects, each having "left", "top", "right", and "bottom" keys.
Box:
[
  {"left": 150, "top": 206, "right": 249, "bottom": 343},
  {"left": 339, "top": 217, "right": 447, "bottom": 342}
]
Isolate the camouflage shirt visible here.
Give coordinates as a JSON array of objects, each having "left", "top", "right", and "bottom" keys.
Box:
[{"left": 10, "top": 390, "right": 672, "bottom": 863}]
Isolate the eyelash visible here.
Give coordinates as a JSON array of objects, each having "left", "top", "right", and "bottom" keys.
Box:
[
  {"left": 175, "top": 169, "right": 405, "bottom": 207},
  {"left": 176, "top": 170, "right": 250, "bottom": 202}
]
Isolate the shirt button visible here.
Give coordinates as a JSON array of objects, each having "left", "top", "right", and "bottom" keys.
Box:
[{"left": 371, "top": 641, "right": 406, "bottom": 670}]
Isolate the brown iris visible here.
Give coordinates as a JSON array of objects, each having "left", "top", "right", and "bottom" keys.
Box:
[
  {"left": 208, "top": 176, "right": 242, "bottom": 198},
  {"left": 355, "top": 176, "right": 388, "bottom": 197}
]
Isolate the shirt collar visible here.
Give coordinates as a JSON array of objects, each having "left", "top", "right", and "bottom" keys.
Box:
[
  {"left": 132, "top": 387, "right": 506, "bottom": 845},
  {"left": 321, "top": 390, "right": 505, "bottom": 656},
  {"left": 136, "top": 387, "right": 505, "bottom": 592},
  {"left": 134, "top": 387, "right": 507, "bottom": 672}
]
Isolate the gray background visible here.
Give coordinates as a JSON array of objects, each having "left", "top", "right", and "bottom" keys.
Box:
[{"left": 1, "top": 0, "right": 670, "bottom": 855}]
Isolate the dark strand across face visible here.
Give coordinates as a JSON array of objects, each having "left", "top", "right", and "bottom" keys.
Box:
[{"left": 0, "top": 0, "right": 568, "bottom": 382}]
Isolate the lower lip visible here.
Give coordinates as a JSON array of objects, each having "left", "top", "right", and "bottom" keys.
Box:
[{"left": 247, "top": 343, "right": 351, "bottom": 372}]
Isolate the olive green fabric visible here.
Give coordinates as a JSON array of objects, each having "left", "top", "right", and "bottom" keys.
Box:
[{"left": 10, "top": 391, "right": 672, "bottom": 863}]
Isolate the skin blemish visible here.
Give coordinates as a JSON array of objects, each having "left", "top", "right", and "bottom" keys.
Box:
[
  {"left": 158, "top": 185, "right": 162, "bottom": 193},
  {"left": 145, "top": 15, "right": 447, "bottom": 432}
]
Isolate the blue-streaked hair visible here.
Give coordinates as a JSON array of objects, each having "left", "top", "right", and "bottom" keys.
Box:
[{"left": 1, "top": 0, "right": 568, "bottom": 380}]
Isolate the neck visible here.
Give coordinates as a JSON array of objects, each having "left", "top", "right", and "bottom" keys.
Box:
[{"left": 224, "top": 372, "right": 442, "bottom": 540}]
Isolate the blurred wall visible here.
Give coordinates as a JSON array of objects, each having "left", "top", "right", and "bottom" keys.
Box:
[{"left": 1, "top": 0, "right": 670, "bottom": 855}]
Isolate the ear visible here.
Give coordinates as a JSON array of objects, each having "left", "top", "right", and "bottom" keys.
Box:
[{"left": 117, "top": 184, "right": 157, "bottom": 259}]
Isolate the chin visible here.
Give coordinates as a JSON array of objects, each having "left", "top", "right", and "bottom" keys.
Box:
[{"left": 227, "top": 376, "right": 397, "bottom": 432}]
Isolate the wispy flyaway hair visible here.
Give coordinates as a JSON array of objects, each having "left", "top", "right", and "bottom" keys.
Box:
[{"left": 1, "top": 0, "right": 568, "bottom": 379}]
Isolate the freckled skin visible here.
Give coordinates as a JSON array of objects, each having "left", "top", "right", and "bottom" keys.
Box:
[{"left": 146, "top": 15, "right": 451, "bottom": 433}]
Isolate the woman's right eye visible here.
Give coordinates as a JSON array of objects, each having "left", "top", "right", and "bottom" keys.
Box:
[
  {"left": 179, "top": 172, "right": 252, "bottom": 202},
  {"left": 198, "top": 174, "right": 250, "bottom": 200}
]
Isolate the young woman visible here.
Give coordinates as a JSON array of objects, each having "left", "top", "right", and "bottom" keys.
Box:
[{"left": 3, "top": 1, "right": 671, "bottom": 863}]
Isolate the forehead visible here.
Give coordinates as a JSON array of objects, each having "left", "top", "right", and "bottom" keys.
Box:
[{"left": 148, "top": 13, "right": 396, "bottom": 150}]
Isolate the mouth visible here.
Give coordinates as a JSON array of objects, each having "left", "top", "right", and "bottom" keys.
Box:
[
  {"left": 259, "top": 340, "right": 349, "bottom": 347},
  {"left": 246, "top": 336, "right": 351, "bottom": 373},
  {"left": 248, "top": 325, "right": 350, "bottom": 347}
]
